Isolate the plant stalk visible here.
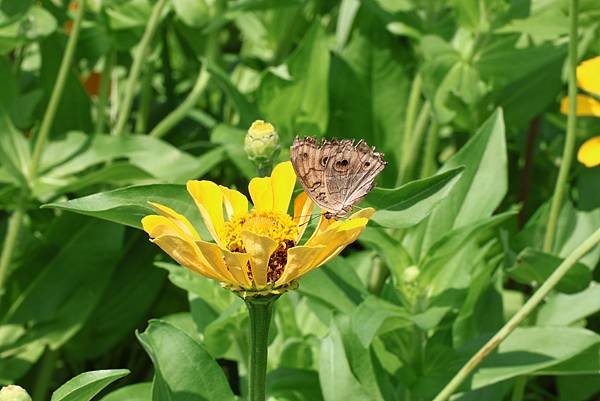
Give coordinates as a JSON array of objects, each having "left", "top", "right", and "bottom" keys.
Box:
[
  {"left": 0, "top": 202, "right": 25, "bottom": 291},
  {"left": 113, "top": 0, "right": 167, "bottom": 136},
  {"left": 95, "top": 50, "right": 115, "bottom": 134},
  {"left": 245, "top": 296, "right": 276, "bottom": 401},
  {"left": 29, "top": 0, "right": 86, "bottom": 179},
  {"left": 420, "top": 120, "right": 440, "bottom": 178},
  {"left": 149, "top": 64, "right": 210, "bottom": 138},
  {"left": 543, "top": 0, "right": 578, "bottom": 252},
  {"left": 135, "top": 62, "right": 155, "bottom": 134},
  {"left": 431, "top": 227, "right": 600, "bottom": 401},
  {"left": 400, "top": 101, "right": 431, "bottom": 183},
  {"left": 398, "top": 74, "right": 422, "bottom": 185}
]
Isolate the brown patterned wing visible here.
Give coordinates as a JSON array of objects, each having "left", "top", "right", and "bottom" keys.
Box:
[{"left": 290, "top": 137, "right": 346, "bottom": 214}]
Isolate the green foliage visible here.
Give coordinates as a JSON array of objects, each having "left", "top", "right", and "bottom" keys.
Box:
[{"left": 0, "top": 0, "right": 599, "bottom": 401}]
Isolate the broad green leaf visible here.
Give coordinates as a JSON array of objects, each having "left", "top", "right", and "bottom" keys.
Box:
[
  {"left": 363, "top": 167, "right": 463, "bottom": 228},
  {"left": 558, "top": 374, "right": 600, "bottom": 401},
  {"left": 471, "top": 327, "right": 600, "bottom": 388},
  {"left": 257, "top": 22, "right": 330, "bottom": 138},
  {"left": 0, "top": 6, "right": 57, "bottom": 54},
  {"left": 99, "top": 383, "right": 152, "bottom": 401},
  {"left": 2, "top": 215, "right": 123, "bottom": 349},
  {"left": 42, "top": 184, "right": 209, "bottom": 237},
  {"left": 51, "top": 370, "right": 129, "bottom": 401},
  {"left": 172, "top": 0, "right": 209, "bottom": 27},
  {"left": 507, "top": 248, "right": 592, "bottom": 294},
  {"left": 319, "top": 322, "right": 372, "bottom": 401},
  {"left": 137, "top": 320, "right": 236, "bottom": 401},
  {"left": 411, "top": 109, "right": 507, "bottom": 257},
  {"left": 211, "top": 124, "right": 255, "bottom": 179},
  {"left": 267, "top": 368, "right": 324, "bottom": 401},
  {"left": 0, "top": 104, "right": 30, "bottom": 186},
  {"left": 538, "top": 343, "right": 600, "bottom": 375},
  {"left": 352, "top": 296, "right": 412, "bottom": 347},
  {"left": 359, "top": 227, "right": 412, "bottom": 284},
  {"left": 537, "top": 282, "right": 600, "bottom": 326}
]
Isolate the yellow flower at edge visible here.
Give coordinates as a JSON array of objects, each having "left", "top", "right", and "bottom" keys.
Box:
[
  {"left": 560, "top": 56, "right": 600, "bottom": 117},
  {"left": 141, "top": 161, "right": 374, "bottom": 297},
  {"left": 577, "top": 136, "right": 600, "bottom": 168}
]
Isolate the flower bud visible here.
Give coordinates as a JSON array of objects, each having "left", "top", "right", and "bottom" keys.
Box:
[
  {"left": 244, "top": 120, "right": 280, "bottom": 170},
  {"left": 0, "top": 385, "right": 32, "bottom": 401},
  {"left": 402, "top": 265, "right": 420, "bottom": 284}
]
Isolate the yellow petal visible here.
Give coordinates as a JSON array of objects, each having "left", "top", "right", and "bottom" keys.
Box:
[
  {"left": 578, "top": 136, "right": 600, "bottom": 168},
  {"left": 577, "top": 56, "right": 600, "bottom": 95},
  {"left": 142, "top": 215, "right": 186, "bottom": 238},
  {"left": 248, "top": 176, "right": 273, "bottom": 211},
  {"left": 271, "top": 161, "right": 296, "bottom": 214},
  {"left": 560, "top": 94, "right": 600, "bottom": 117},
  {"left": 148, "top": 202, "right": 200, "bottom": 240},
  {"left": 221, "top": 249, "right": 252, "bottom": 288},
  {"left": 241, "top": 230, "right": 278, "bottom": 288},
  {"left": 187, "top": 180, "right": 225, "bottom": 245},
  {"left": 306, "top": 217, "right": 369, "bottom": 247},
  {"left": 293, "top": 192, "right": 315, "bottom": 242},
  {"left": 275, "top": 245, "right": 325, "bottom": 286},
  {"left": 220, "top": 186, "right": 249, "bottom": 219},
  {"left": 194, "top": 240, "right": 238, "bottom": 285},
  {"left": 150, "top": 235, "right": 222, "bottom": 280}
]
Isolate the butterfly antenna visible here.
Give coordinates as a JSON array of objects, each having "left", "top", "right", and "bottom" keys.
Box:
[{"left": 295, "top": 212, "right": 323, "bottom": 228}]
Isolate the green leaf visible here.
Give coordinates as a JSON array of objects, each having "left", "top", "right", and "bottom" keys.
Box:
[
  {"left": 257, "top": 22, "right": 330, "bottom": 138},
  {"left": 207, "top": 66, "right": 260, "bottom": 128},
  {"left": 99, "top": 383, "right": 152, "bottom": 401},
  {"left": 51, "top": 370, "right": 129, "bottom": 401},
  {"left": 267, "top": 368, "right": 325, "bottom": 401},
  {"left": 0, "top": 104, "right": 30, "bottom": 186},
  {"left": 411, "top": 108, "right": 507, "bottom": 257},
  {"left": 137, "top": 320, "right": 236, "bottom": 401},
  {"left": 319, "top": 322, "right": 372, "bottom": 401},
  {"left": 537, "top": 282, "right": 600, "bottom": 326},
  {"left": 352, "top": 296, "right": 412, "bottom": 347},
  {"left": 172, "top": 0, "right": 209, "bottom": 27},
  {"left": 507, "top": 248, "right": 592, "bottom": 294},
  {"left": 42, "top": 184, "right": 209, "bottom": 237},
  {"left": 363, "top": 167, "right": 463, "bottom": 228},
  {"left": 470, "top": 327, "right": 600, "bottom": 389}
]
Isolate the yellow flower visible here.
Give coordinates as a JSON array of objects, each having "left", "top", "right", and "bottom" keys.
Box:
[
  {"left": 560, "top": 56, "right": 600, "bottom": 117},
  {"left": 577, "top": 136, "right": 600, "bottom": 168},
  {"left": 141, "top": 161, "right": 373, "bottom": 296}
]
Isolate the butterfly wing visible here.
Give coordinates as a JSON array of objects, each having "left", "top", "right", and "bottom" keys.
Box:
[{"left": 291, "top": 137, "right": 345, "bottom": 214}]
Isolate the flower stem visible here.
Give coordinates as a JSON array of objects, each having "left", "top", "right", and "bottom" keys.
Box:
[
  {"left": 29, "top": 0, "right": 86, "bottom": 179},
  {"left": 543, "top": 0, "right": 578, "bottom": 253},
  {"left": 431, "top": 227, "right": 600, "bottom": 401},
  {"left": 420, "top": 120, "right": 439, "bottom": 178},
  {"left": 95, "top": 50, "right": 115, "bottom": 134},
  {"left": 398, "top": 74, "right": 422, "bottom": 186},
  {"left": 113, "top": 0, "right": 167, "bottom": 136},
  {"left": 245, "top": 296, "right": 276, "bottom": 401},
  {"left": 149, "top": 64, "right": 210, "bottom": 138},
  {"left": 400, "top": 101, "right": 430, "bottom": 183},
  {"left": 0, "top": 201, "right": 25, "bottom": 292}
]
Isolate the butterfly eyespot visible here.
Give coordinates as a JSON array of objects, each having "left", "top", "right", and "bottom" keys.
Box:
[
  {"left": 364, "top": 162, "right": 370, "bottom": 167},
  {"left": 335, "top": 159, "right": 349, "bottom": 169},
  {"left": 302, "top": 152, "right": 308, "bottom": 159},
  {"left": 320, "top": 156, "right": 329, "bottom": 166}
]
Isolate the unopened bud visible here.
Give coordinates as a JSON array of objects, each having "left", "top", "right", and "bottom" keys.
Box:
[
  {"left": 0, "top": 385, "right": 32, "bottom": 401},
  {"left": 244, "top": 120, "right": 280, "bottom": 169},
  {"left": 402, "top": 265, "right": 420, "bottom": 284}
]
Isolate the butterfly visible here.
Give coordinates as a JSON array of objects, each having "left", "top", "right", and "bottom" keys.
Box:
[{"left": 290, "top": 137, "right": 386, "bottom": 219}]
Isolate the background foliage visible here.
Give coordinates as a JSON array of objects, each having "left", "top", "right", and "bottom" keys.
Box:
[{"left": 0, "top": 0, "right": 599, "bottom": 401}]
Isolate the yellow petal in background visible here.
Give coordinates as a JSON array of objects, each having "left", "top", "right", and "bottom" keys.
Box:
[
  {"left": 220, "top": 186, "right": 249, "bottom": 219},
  {"left": 148, "top": 202, "right": 200, "bottom": 240},
  {"left": 187, "top": 180, "right": 225, "bottom": 245},
  {"left": 248, "top": 176, "right": 273, "bottom": 211},
  {"left": 241, "top": 230, "right": 278, "bottom": 288},
  {"left": 560, "top": 94, "right": 600, "bottom": 117},
  {"left": 577, "top": 56, "right": 600, "bottom": 96},
  {"left": 271, "top": 161, "right": 296, "bottom": 213},
  {"left": 578, "top": 136, "right": 600, "bottom": 168}
]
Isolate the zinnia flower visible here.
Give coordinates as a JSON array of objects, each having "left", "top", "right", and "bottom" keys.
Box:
[{"left": 141, "top": 161, "right": 373, "bottom": 296}]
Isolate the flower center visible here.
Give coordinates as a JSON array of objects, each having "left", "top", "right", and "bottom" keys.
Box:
[{"left": 221, "top": 210, "right": 298, "bottom": 285}]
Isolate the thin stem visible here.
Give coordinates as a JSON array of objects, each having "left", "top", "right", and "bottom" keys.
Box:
[
  {"left": 398, "top": 74, "right": 422, "bottom": 186},
  {"left": 368, "top": 256, "right": 389, "bottom": 295},
  {"left": 0, "top": 201, "right": 25, "bottom": 292},
  {"left": 95, "top": 50, "right": 115, "bottom": 134},
  {"left": 543, "top": 0, "right": 578, "bottom": 252},
  {"left": 511, "top": 376, "right": 527, "bottom": 401},
  {"left": 149, "top": 65, "right": 210, "bottom": 138},
  {"left": 113, "top": 0, "right": 167, "bottom": 136},
  {"left": 420, "top": 121, "right": 439, "bottom": 178},
  {"left": 29, "top": 0, "right": 86, "bottom": 179},
  {"left": 400, "top": 101, "right": 431, "bottom": 183},
  {"left": 432, "top": 227, "right": 600, "bottom": 401},
  {"left": 245, "top": 296, "right": 276, "bottom": 401},
  {"left": 32, "top": 348, "right": 58, "bottom": 401}
]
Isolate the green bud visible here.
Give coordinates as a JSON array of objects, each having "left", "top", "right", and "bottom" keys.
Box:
[
  {"left": 0, "top": 385, "right": 32, "bottom": 401},
  {"left": 244, "top": 120, "right": 280, "bottom": 169},
  {"left": 402, "top": 265, "right": 420, "bottom": 284}
]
